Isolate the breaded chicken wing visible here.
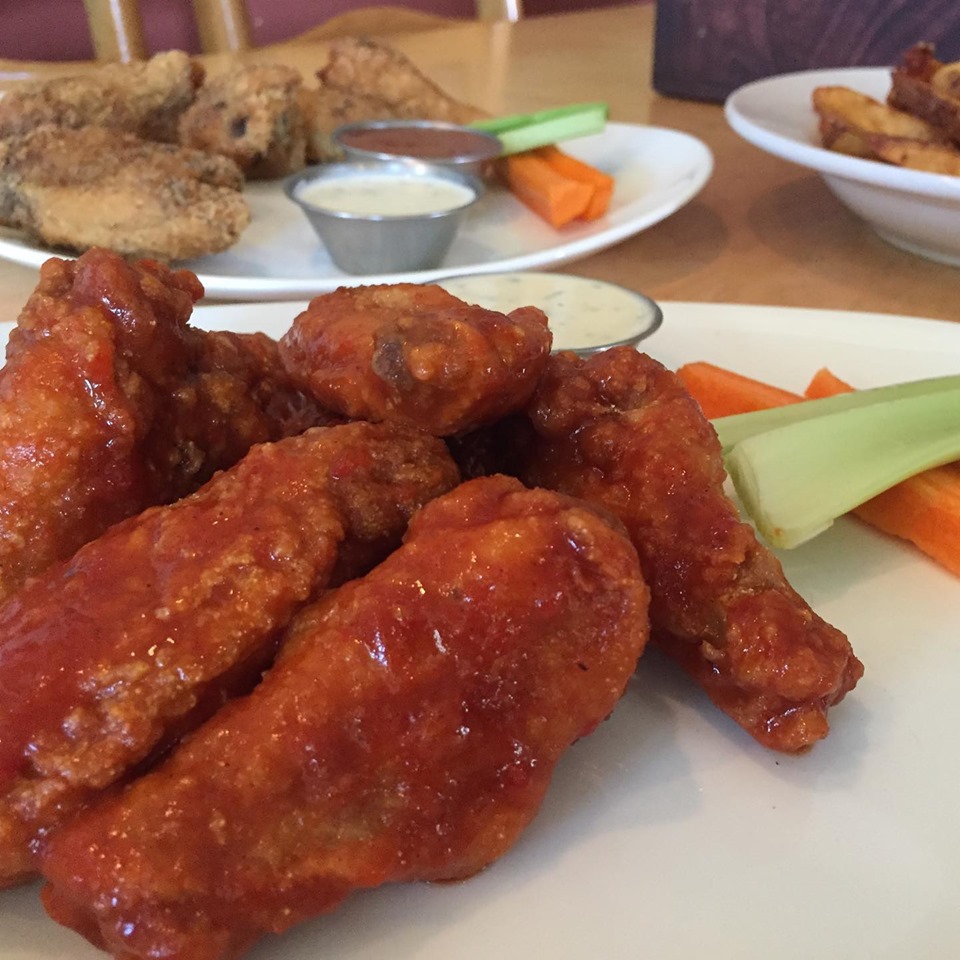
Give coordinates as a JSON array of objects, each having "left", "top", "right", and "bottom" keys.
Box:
[
  {"left": 0, "top": 249, "right": 330, "bottom": 604},
  {"left": 504, "top": 348, "right": 863, "bottom": 753},
  {"left": 0, "top": 125, "right": 249, "bottom": 259},
  {"left": 319, "top": 37, "right": 484, "bottom": 125},
  {"left": 178, "top": 63, "right": 307, "bottom": 179},
  {"left": 40, "top": 475, "right": 648, "bottom": 960},
  {"left": 0, "top": 422, "right": 459, "bottom": 887},
  {"left": 0, "top": 50, "right": 202, "bottom": 143},
  {"left": 302, "top": 37, "right": 485, "bottom": 162},
  {"left": 279, "top": 283, "right": 553, "bottom": 436}
]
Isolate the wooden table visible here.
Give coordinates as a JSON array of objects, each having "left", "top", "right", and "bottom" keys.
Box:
[{"left": 1, "top": 2, "right": 959, "bottom": 321}]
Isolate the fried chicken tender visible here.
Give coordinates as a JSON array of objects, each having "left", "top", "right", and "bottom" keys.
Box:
[
  {"left": 302, "top": 37, "right": 485, "bottom": 162},
  {"left": 498, "top": 348, "right": 863, "bottom": 753},
  {"left": 0, "top": 249, "right": 330, "bottom": 604},
  {"left": 0, "top": 421, "right": 460, "bottom": 887},
  {"left": 40, "top": 475, "right": 648, "bottom": 960},
  {"left": 178, "top": 63, "right": 307, "bottom": 179},
  {"left": 279, "top": 283, "right": 553, "bottom": 436},
  {"left": 0, "top": 125, "right": 249, "bottom": 260},
  {"left": 0, "top": 50, "right": 202, "bottom": 143}
]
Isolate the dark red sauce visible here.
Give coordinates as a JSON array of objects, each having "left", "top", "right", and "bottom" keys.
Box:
[{"left": 339, "top": 126, "right": 499, "bottom": 161}]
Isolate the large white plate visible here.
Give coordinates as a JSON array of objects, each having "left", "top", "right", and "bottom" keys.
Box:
[
  {"left": 0, "top": 123, "right": 712, "bottom": 301},
  {"left": 3, "top": 300, "right": 960, "bottom": 959},
  {"left": 725, "top": 66, "right": 960, "bottom": 265}
]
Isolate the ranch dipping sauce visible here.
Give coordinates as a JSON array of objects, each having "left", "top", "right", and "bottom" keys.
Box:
[
  {"left": 296, "top": 172, "right": 477, "bottom": 218},
  {"left": 441, "top": 272, "right": 663, "bottom": 353}
]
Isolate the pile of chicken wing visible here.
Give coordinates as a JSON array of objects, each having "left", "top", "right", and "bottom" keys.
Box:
[
  {"left": 0, "top": 249, "right": 863, "bottom": 960},
  {"left": 0, "top": 41, "right": 481, "bottom": 261}
]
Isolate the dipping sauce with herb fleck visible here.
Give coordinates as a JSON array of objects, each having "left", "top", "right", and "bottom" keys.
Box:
[
  {"left": 441, "top": 272, "right": 663, "bottom": 354},
  {"left": 296, "top": 173, "right": 477, "bottom": 218}
]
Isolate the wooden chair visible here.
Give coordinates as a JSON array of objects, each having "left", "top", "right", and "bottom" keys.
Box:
[{"left": 83, "top": 0, "right": 523, "bottom": 61}]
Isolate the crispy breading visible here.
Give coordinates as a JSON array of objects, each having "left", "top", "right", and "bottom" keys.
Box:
[
  {"left": 319, "top": 38, "right": 485, "bottom": 123},
  {"left": 39, "top": 476, "right": 647, "bottom": 959},
  {"left": 299, "top": 84, "right": 404, "bottom": 162},
  {"left": 0, "top": 50, "right": 202, "bottom": 143},
  {"left": 0, "top": 422, "right": 460, "bottom": 887},
  {"left": 178, "top": 63, "right": 307, "bottom": 179},
  {"left": 0, "top": 125, "right": 249, "bottom": 260},
  {"left": 302, "top": 37, "right": 486, "bottom": 161}
]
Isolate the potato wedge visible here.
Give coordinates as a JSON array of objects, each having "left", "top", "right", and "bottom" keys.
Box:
[
  {"left": 813, "top": 86, "right": 947, "bottom": 142},
  {"left": 868, "top": 135, "right": 960, "bottom": 175},
  {"left": 932, "top": 61, "right": 960, "bottom": 100}
]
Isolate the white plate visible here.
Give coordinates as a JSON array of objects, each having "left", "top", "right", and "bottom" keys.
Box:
[
  {"left": 725, "top": 66, "right": 960, "bottom": 265},
  {"left": 3, "top": 299, "right": 960, "bottom": 959},
  {"left": 0, "top": 123, "right": 712, "bottom": 301}
]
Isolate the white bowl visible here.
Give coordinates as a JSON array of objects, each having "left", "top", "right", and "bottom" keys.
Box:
[{"left": 725, "top": 66, "right": 960, "bottom": 266}]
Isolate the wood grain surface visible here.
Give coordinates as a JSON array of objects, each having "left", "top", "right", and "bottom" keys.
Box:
[
  {"left": 654, "top": 0, "right": 960, "bottom": 102},
  {"left": 1, "top": 4, "right": 959, "bottom": 325}
]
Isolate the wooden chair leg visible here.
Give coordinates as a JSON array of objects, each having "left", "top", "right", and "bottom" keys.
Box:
[
  {"left": 82, "top": 0, "right": 148, "bottom": 61},
  {"left": 191, "top": 0, "right": 253, "bottom": 54}
]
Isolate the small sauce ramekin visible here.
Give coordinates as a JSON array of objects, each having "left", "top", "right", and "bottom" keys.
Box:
[
  {"left": 333, "top": 120, "right": 502, "bottom": 176},
  {"left": 284, "top": 160, "right": 484, "bottom": 275}
]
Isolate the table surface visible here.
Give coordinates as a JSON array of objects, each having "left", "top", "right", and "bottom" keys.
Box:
[{"left": 1, "top": 2, "right": 957, "bottom": 322}]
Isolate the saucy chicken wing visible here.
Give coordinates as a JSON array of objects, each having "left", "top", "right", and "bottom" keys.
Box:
[
  {"left": 505, "top": 348, "right": 863, "bottom": 753},
  {"left": 40, "top": 475, "right": 648, "bottom": 960},
  {"left": 279, "top": 283, "right": 553, "bottom": 435},
  {"left": 0, "top": 249, "right": 331, "bottom": 603},
  {"left": 0, "top": 421, "right": 459, "bottom": 887}
]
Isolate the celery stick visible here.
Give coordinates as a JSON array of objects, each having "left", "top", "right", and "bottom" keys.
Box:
[
  {"left": 471, "top": 102, "right": 608, "bottom": 155},
  {"left": 713, "top": 373, "right": 960, "bottom": 452},
  {"left": 725, "top": 386, "right": 960, "bottom": 548}
]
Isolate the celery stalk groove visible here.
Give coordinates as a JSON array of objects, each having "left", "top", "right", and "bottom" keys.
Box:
[{"left": 723, "top": 385, "right": 960, "bottom": 549}]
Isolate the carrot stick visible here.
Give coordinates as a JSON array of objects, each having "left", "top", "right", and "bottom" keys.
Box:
[
  {"left": 804, "top": 368, "right": 960, "bottom": 576},
  {"left": 805, "top": 367, "right": 853, "bottom": 399},
  {"left": 676, "top": 361, "right": 803, "bottom": 419},
  {"left": 497, "top": 153, "right": 592, "bottom": 228},
  {"left": 534, "top": 146, "right": 614, "bottom": 220}
]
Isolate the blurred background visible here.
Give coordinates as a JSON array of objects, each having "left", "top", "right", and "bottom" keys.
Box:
[{"left": 0, "top": 0, "right": 624, "bottom": 60}]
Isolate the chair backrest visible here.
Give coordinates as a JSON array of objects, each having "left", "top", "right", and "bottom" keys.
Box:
[
  {"left": 83, "top": 0, "right": 522, "bottom": 61},
  {"left": 82, "top": 0, "right": 148, "bottom": 61}
]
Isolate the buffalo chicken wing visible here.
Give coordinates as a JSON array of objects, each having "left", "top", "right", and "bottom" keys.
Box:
[
  {"left": 509, "top": 348, "right": 864, "bottom": 753},
  {"left": 40, "top": 475, "right": 648, "bottom": 960},
  {"left": 0, "top": 421, "right": 459, "bottom": 886},
  {"left": 279, "top": 283, "right": 552, "bottom": 436}
]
